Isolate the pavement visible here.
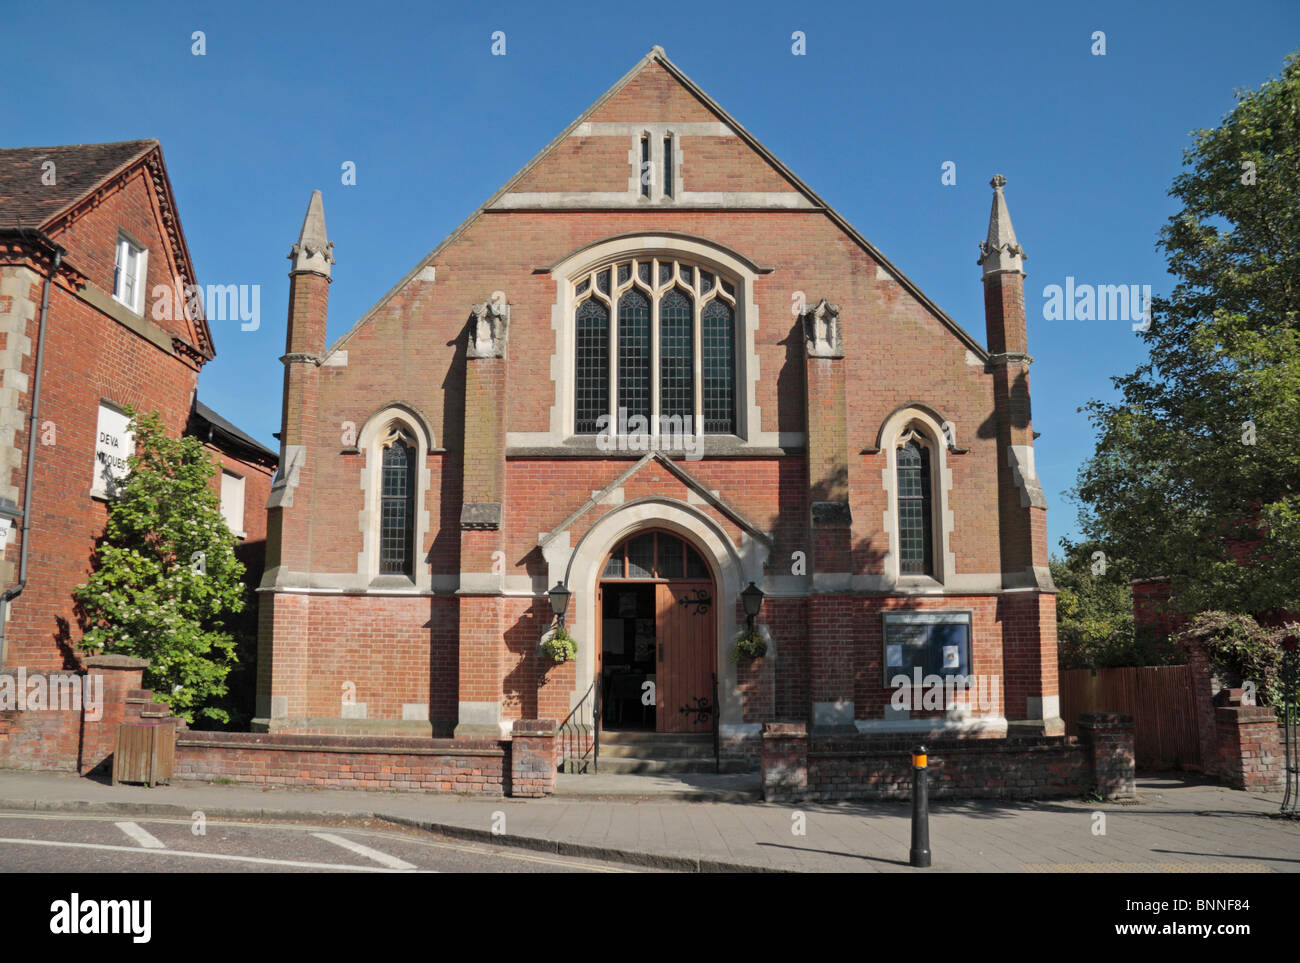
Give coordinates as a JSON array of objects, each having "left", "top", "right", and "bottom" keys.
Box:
[{"left": 0, "top": 768, "right": 1295, "bottom": 873}]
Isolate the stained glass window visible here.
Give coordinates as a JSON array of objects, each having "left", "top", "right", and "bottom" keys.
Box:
[
  {"left": 575, "top": 298, "right": 609, "bottom": 434},
  {"left": 618, "top": 288, "right": 651, "bottom": 426},
  {"left": 659, "top": 287, "right": 693, "bottom": 425},
  {"left": 640, "top": 136, "right": 650, "bottom": 198},
  {"left": 626, "top": 533, "right": 655, "bottom": 578},
  {"left": 897, "top": 439, "right": 934, "bottom": 576},
  {"left": 601, "top": 531, "right": 709, "bottom": 581},
  {"left": 380, "top": 440, "right": 415, "bottom": 575},
  {"left": 702, "top": 298, "right": 735, "bottom": 434}
]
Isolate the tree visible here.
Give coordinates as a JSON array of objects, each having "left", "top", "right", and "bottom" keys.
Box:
[
  {"left": 1051, "top": 539, "right": 1175, "bottom": 669},
  {"left": 1072, "top": 51, "right": 1300, "bottom": 619},
  {"left": 74, "top": 408, "right": 247, "bottom": 723}
]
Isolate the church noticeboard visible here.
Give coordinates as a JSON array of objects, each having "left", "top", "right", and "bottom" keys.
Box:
[
  {"left": 90, "top": 404, "right": 133, "bottom": 499},
  {"left": 882, "top": 611, "right": 972, "bottom": 684}
]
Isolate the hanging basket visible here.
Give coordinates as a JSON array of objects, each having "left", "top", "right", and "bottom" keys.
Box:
[
  {"left": 731, "top": 629, "right": 767, "bottom": 663},
  {"left": 540, "top": 627, "right": 578, "bottom": 664}
]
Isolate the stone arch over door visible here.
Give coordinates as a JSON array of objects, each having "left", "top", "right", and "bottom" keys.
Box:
[{"left": 544, "top": 497, "right": 766, "bottom": 726}]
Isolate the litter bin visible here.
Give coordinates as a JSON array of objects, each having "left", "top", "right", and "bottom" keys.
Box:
[{"left": 112, "top": 721, "right": 175, "bottom": 787}]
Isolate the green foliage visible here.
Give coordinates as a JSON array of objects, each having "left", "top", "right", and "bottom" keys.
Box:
[
  {"left": 1051, "top": 539, "right": 1176, "bottom": 669},
  {"left": 730, "top": 628, "right": 767, "bottom": 664},
  {"left": 1176, "top": 611, "right": 1298, "bottom": 708},
  {"left": 1071, "top": 51, "right": 1300, "bottom": 618},
  {"left": 74, "top": 408, "right": 247, "bottom": 724},
  {"left": 541, "top": 625, "right": 577, "bottom": 663}
]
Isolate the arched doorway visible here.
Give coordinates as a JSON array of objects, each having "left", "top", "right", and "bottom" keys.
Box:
[{"left": 597, "top": 528, "right": 717, "bottom": 733}]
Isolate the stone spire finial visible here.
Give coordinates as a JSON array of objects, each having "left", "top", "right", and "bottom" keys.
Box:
[
  {"left": 977, "top": 174, "right": 1025, "bottom": 278},
  {"left": 287, "top": 189, "right": 335, "bottom": 277}
]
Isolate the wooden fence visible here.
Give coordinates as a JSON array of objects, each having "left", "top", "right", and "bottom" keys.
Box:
[{"left": 1060, "top": 665, "right": 1201, "bottom": 770}]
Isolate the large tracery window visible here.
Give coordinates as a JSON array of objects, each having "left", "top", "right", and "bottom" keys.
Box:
[{"left": 572, "top": 257, "right": 737, "bottom": 436}]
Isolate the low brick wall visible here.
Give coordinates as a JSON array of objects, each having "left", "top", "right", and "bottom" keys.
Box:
[
  {"left": 0, "top": 662, "right": 560, "bottom": 797},
  {"left": 761, "top": 713, "right": 1135, "bottom": 802},
  {"left": 174, "top": 731, "right": 509, "bottom": 795},
  {"left": 0, "top": 656, "right": 176, "bottom": 775}
]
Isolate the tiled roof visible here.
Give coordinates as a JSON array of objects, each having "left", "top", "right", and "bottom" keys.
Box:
[
  {"left": 191, "top": 398, "right": 278, "bottom": 462},
  {"left": 0, "top": 139, "right": 156, "bottom": 228}
]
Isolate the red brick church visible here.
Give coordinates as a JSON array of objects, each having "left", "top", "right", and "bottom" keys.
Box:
[{"left": 257, "top": 47, "right": 1060, "bottom": 767}]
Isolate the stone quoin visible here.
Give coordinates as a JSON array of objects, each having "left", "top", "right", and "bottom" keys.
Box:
[{"left": 255, "top": 46, "right": 1063, "bottom": 777}]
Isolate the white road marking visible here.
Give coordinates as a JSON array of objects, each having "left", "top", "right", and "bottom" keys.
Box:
[
  {"left": 0, "top": 837, "right": 415, "bottom": 872},
  {"left": 311, "top": 832, "right": 421, "bottom": 871},
  {"left": 0, "top": 813, "right": 634, "bottom": 872},
  {"left": 114, "top": 821, "right": 165, "bottom": 849}
]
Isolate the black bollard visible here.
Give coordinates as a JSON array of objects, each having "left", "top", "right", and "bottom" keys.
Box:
[{"left": 910, "top": 744, "right": 931, "bottom": 868}]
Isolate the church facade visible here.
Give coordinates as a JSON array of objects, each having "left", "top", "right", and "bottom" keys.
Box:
[{"left": 256, "top": 47, "right": 1060, "bottom": 759}]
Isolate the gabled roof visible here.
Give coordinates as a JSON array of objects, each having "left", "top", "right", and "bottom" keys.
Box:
[
  {"left": 538, "top": 451, "right": 773, "bottom": 550},
  {"left": 323, "top": 47, "right": 989, "bottom": 362},
  {"left": 0, "top": 139, "right": 156, "bottom": 228},
  {"left": 0, "top": 139, "right": 214, "bottom": 361},
  {"left": 190, "top": 398, "right": 278, "bottom": 463}
]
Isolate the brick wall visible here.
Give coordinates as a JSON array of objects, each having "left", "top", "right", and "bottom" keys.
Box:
[
  {"left": 174, "top": 731, "right": 508, "bottom": 795},
  {"left": 759, "top": 718, "right": 1134, "bottom": 802}
]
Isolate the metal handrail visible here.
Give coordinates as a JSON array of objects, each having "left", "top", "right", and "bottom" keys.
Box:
[
  {"left": 1283, "top": 645, "right": 1298, "bottom": 817},
  {"left": 558, "top": 680, "right": 597, "bottom": 774},
  {"left": 712, "top": 672, "right": 720, "bottom": 774}
]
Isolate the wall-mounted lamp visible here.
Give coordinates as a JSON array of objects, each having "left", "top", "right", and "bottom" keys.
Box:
[
  {"left": 741, "top": 581, "right": 764, "bottom": 633},
  {"left": 548, "top": 581, "right": 572, "bottom": 630}
]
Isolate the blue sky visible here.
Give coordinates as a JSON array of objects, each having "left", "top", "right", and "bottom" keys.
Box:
[{"left": 8, "top": 0, "right": 1296, "bottom": 552}]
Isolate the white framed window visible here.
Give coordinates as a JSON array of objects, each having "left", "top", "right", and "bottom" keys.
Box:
[
  {"left": 572, "top": 256, "right": 737, "bottom": 438},
  {"left": 877, "top": 408, "right": 957, "bottom": 586},
  {"left": 356, "top": 407, "right": 434, "bottom": 588},
  {"left": 113, "top": 233, "right": 147, "bottom": 313},
  {"left": 90, "top": 403, "right": 133, "bottom": 499},
  {"left": 220, "top": 470, "right": 246, "bottom": 538}
]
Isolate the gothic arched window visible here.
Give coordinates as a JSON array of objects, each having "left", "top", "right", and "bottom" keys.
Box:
[
  {"left": 379, "top": 427, "right": 416, "bottom": 575},
  {"left": 573, "top": 258, "right": 737, "bottom": 437},
  {"left": 896, "top": 433, "right": 934, "bottom": 576}
]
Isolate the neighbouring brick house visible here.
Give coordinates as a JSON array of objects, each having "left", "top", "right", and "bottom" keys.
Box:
[
  {"left": 0, "top": 140, "right": 270, "bottom": 675},
  {"left": 258, "top": 47, "right": 1062, "bottom": 773},
  {"left": 188, "top": 396, "right": 278, "bottom": 598}
]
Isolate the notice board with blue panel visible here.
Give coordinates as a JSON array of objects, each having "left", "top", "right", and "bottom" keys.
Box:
[{"left": 881, "top": 611, "right": 973, "bottom": 684}]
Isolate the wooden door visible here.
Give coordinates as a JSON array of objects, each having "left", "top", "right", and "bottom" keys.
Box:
[{"left": 655, "top": 581, "right": 715, "bottom": 733}]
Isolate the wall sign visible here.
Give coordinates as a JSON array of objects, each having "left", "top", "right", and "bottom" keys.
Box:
[{"left": 91, "top": 404, "right": 133, "bottom": 498}]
